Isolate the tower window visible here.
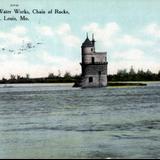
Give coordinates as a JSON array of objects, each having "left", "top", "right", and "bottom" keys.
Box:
[
  {"left": 89, "top": 77, "right": 93, "bottom": 83},
  {"left": 91, "top": 48, "right": 93, "bottom": 51}
]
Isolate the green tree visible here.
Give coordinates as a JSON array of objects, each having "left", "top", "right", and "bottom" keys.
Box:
[
  {"left": 157, "top": 70, "right": 160, "bottom": 80},
  {"left": 146, "top": 69, "right": 152, "bottom": 75},
  {"left": 117, "top": 69, "right": 127, "bottom": 75},
  {"left": 10, "top": 74, "right": 16, "bottom": 80},
  {"left": 129, "top": 66, "right": 136, "bottom": 75},
  {"left": 2, "top": 77, "right": 7, "bottom": 82},
  {"left": 58, "top": 70, "right": 61, "bottom": 78},
  {"left": 48, "top": 73, "right": 55, "bottom": 79},
  {"left": 137, "top": 69, "right": 145, "bottom": 80},
  {"left": 17, "top": 75, "right": 21, "bottom": 80},
  {"left": 26, "top": 74, "right": 30, "bottom": 79},
  {"left": 116, "top": 69, "right": 128, "bottom": 81},
  {"left": 64, "top": 72, "right": 71, "bottom": 79}
]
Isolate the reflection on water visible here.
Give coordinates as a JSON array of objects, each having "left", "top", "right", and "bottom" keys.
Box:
[{"left": 0, "top": 83, "right": 160, "bottom": 159}]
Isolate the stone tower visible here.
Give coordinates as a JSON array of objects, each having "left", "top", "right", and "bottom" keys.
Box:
[{"left": 80, "top": 33, "right": 108, "bottom": 88}]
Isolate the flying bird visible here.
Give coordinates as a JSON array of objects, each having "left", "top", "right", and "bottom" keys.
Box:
[
  {"left": 37, "top": 42, "right": 43, "bottom": 45},
  {"left": 0, "top": 40, "right": 44, "bottom": 55},
  {"left": 26, "top": 43, "right": 32, "bottom": 49},
  {"left": 9, "top": 49, "right": 14, "bottom": 52}
]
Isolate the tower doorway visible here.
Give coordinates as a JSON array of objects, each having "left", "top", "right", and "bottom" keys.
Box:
[
  {"left": 92, "top": 57, "right": 95, "bottom": 64},
  {"left": 89, "top": 77, "right": 93, "bottom": 83}
]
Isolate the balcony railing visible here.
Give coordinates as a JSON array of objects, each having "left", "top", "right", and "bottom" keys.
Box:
[{"left": 80, "top": 62, "right": 108, "bottom": 65}]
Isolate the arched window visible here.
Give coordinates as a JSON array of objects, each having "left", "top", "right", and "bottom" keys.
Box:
[{"left": 91, "top": 48, "right": 95, "bottom": 52}]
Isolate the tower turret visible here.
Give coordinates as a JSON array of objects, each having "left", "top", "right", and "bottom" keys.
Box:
[{"left": 81, "top": 33, "right": 95, "bottom": 65}]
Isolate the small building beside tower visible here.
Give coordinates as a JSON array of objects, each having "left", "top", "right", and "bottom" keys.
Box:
[{"left": 78, "top": 33, "right": 108, "bottom": 88}]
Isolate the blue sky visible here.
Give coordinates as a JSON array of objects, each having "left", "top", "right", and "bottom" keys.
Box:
[{"left": 0, "top": 0, "right": 160, "bottom": 78}]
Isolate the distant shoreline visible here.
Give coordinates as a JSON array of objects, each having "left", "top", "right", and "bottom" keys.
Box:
[
  {"left": 1, "top": 67, "right": 159, "bottom": 85},
  {"left": 0, "top": 81, "right": 150, "bottom": 87}
]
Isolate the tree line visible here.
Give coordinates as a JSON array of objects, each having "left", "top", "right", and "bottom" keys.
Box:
[
  {"left": 108, "top": 67, "right": 160, "bottom": 81},
  {"left": 0, "top": 67, "right": 160, "bottom": 84},
  {"left": 0, "top": 72, "right": 80, "bottom": 84}
]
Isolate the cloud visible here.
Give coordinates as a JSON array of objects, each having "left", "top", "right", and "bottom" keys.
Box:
[
  {"left": 0, "top": 52, "right": 80, "bottom": 79},
  {"left": 83, "top": 22, "right": 155, "bottom": 49},
  {"left": 83, "top": 22, "right": 120, "bottom": 37},
  {"left": 112, "top": 48, "right": 144, "bottom": 61},
  {"left": 36, "top": 26, "right": 54, "bottom": 36},
  {"left": 0, "top": 51, "right": 80, "bottom": 79},
  {"left": 36, "top": 24, "right": 80, "bottom": 47},
  {"left": 55, "top": 23, "right": 80, "bottom": 47},
  {"left": 11, "top": 26, "right": 27, "bottom": 35},
  {"left": 0, "top": 22, "right": 159, "bottom": 78},
  {"left": 0, "top": 54, "right": 29, "bottom": 78},
  {"left": 61, "top": 34, "right": 80, "bottom": 47},
  {"left": 109, "top": 60, "right": 160, "bottom": 75},
  {"left": 56, "top": 23, "right": 71, "bottom": 35},
  {"left": 36, "top": 51, "right": 80, "bottom": 74},
  {"left": 0, "top": 24, "right": 80, "bottom": 79},
  {"left": 109, "top": 48, "right": 160, "bottom": 74},
  {"left": 119, "top": 35, "right": 143, "bottom": 46},
  {"left": 0, "top": 26, "right": 30, "bottom": 46},
  {"left": 0, "top": 43, "right": 6, "bottom": 48},
  {"left": 145, "top": 23, "right": 160, "bottom": 37},
  {"left": 83, "top": 22, "right": 120, "bottom": 48}
]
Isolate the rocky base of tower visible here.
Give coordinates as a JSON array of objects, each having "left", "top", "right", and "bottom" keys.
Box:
[
  {"left": 73, "top": 79, "right": 147, "bottom": 88},
  {"left": 73, "top": 75, "right": 108, "bottom": 88}
]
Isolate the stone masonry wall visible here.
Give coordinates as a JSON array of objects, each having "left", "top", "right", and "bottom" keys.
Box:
[
  {"left": 81, "top": 74, "right": 107, "bottom": 88},
  {"left": 83, "top": 64, "right": 107, "bottom": 75}
]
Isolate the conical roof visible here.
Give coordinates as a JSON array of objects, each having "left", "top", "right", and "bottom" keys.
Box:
[{"left": 82, "top": 37, "right": 93, "bottom": 47}]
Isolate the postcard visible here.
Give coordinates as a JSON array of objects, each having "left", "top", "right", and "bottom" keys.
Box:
[{"left": 0, "top": 0, "right": 160, "bottom": 159}]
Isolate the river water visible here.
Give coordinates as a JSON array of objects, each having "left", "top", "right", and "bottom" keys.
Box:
[{"left": 0, "top": 83, "right": 160, "bottom": 159}]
